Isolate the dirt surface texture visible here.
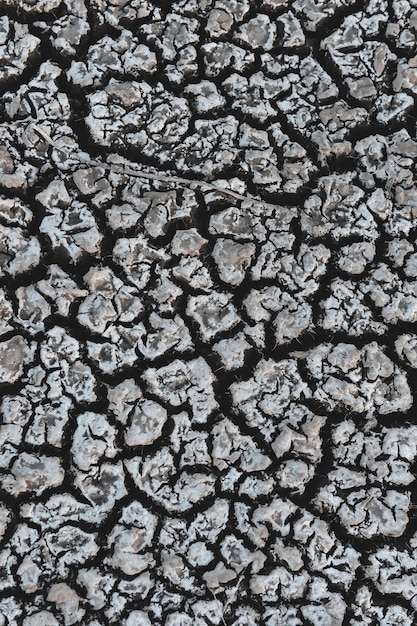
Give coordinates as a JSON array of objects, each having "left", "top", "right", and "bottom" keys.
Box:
[{"left": 1, "top": 0, "right": 417, "bottom": 624}]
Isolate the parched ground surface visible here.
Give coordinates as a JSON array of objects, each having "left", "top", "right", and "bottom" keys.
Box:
[{"left": 1, "top": 0, "right": 417, "bottom": 624}]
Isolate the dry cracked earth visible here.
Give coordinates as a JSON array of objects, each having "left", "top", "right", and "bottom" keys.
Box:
[{"left": 1, "top": 0, "right": 417, "bottom": 624}]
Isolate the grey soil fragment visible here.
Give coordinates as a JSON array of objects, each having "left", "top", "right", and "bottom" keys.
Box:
[
  {"left": 231, "top": 359, "right": 310, "bottom": 438},
  {"left": 213, "top": 333, "right": 251, "bottom": 370},
  {"left": 0, "top": 17, "right": 40, "bottom": 85},
  {"left": 38, "top": 185, "right": 103, "bottom": 262},
  {"left": 186, "top": 292, "right": 240, "bottom": 340},
  {"left": 0, "top": 336, "right": 34, "bottom": 384},
  {"left": 125, "top": 400, "right": 167, "bottom": 446},
  {"left": 0, "top": 227, "right": 41, "bottom": 277},
  {"left": 46, "top": 583, "right": 84, "bottom": 625},
  {"left": 298, "top": 342, "right": 412, "bottom": 414},
  {"left": 319, "top": 278, "right": 388, "bottom": 336},
  {"left": 395, "top": 334, "right": 417, "bottom": 368},
  {"left": 212, "top": 239, "right": 256, "bottom": 285},
  {"left": 1, "top": 454, "right": 64, "bottom": 496},
  {"left": 144, "top": 358, "right": 218, "bottom": 424},
  {"left": 68, "top": 30, "right": 156, "bottom": 86},
  {"left": 235, "top": 14, "right": 277, "bottom": 50}
]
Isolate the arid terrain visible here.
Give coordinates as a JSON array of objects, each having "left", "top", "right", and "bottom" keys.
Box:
[{"left": 1, "top": 0, "right": 417, "bottom": 624}]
